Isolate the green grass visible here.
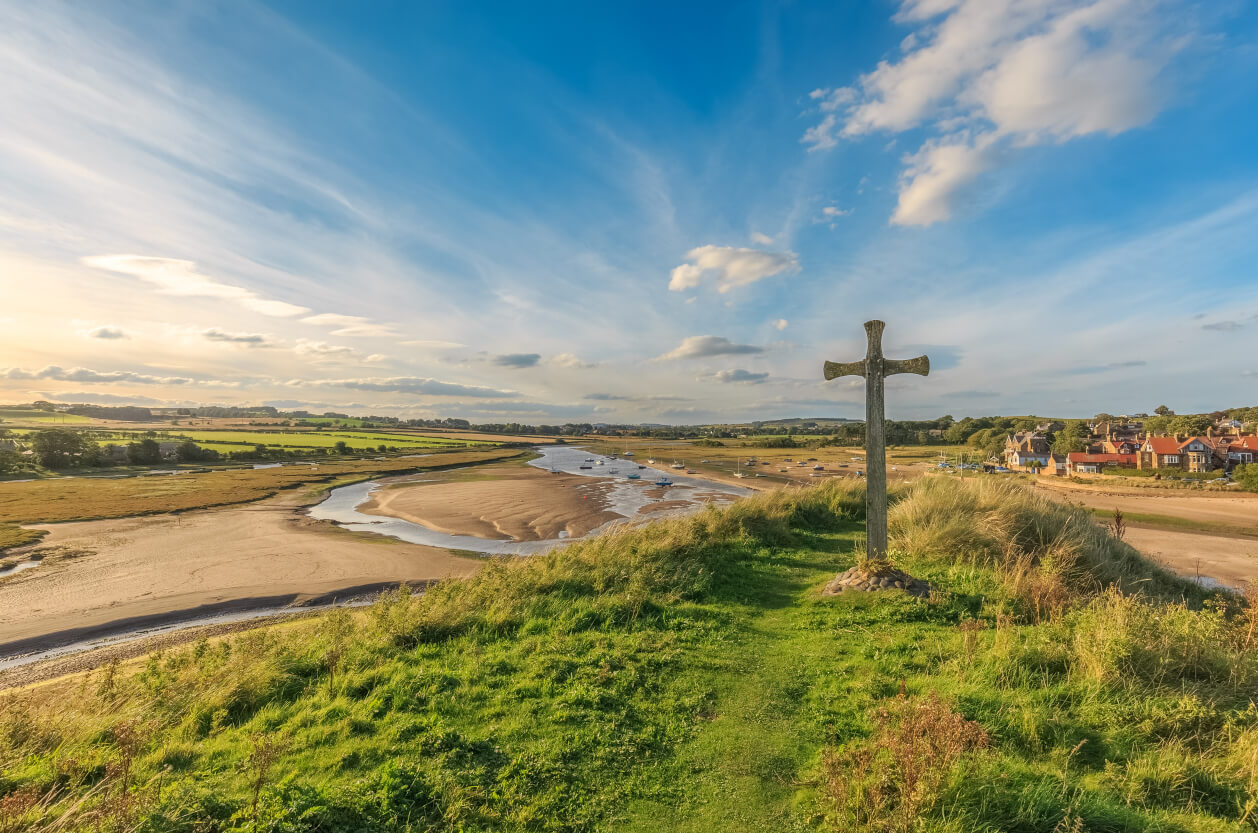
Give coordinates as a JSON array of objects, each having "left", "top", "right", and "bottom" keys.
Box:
[
  {"left": 87, "top": 429, "right": 480, "bottom": 451},
  {"left": 2, "top": 479, "right": 1255, "bottom": 832},
  {"left": 0, "top": 522, "right": 45, "bottom": 551},
  {"left": 1085, "top": 508, "right": 1258, "bottom": 539}
]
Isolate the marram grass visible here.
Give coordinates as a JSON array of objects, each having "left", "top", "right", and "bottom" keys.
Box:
[{"left": 1, "top": 477, "right": 1255, "bottom": 832}]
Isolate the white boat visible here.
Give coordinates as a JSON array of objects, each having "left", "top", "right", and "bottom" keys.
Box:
[
  {"left": 671, "top": 461, "right": 684, "bottom": 470},
  {"left": 596, "top": 460, "right": 605, "bottom": 466},
  {"left": 624, "top": 450, "right": 634, "bottom": 457}
]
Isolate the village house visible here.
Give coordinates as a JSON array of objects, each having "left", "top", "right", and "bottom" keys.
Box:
[
  {"left": 1138, "top": 436, "right": 1184, "bottom": 470},
  {"left": 1100, "top": 437, "right": 1142, "bottom": 455},
  {"left": 1066, "top": 452, "right": 1137, "bottom": 475},
  {"left": 1218, "top": 435, "right": 1258, "bottom": 469},
  {"left": 1040, "top": 453, "right": 1067, "bottom": 476},
  {"left": 1003, "top": 431, "right": 1051, "bottom": 469}
]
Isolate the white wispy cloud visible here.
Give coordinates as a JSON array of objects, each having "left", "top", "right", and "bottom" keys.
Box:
[
  {"left": 656, "top": 335, "right": 764, "bottom": 361},
  {"left": 82, "top": 255, "right": 310, "bottom": 317},
  {"left": 772, "top": 319, "right": 789, "bottom": 331},
  {"left": 806, "top": 0, "right": 1182, "bottom": 225},
  {"left": 295, "top": 376, "right": 517, "bottom": 398},
  {"left": 401, "top": 339, "right": 465, "bottom": 349},
  {"left": 301, "top": 313, "right": 398, "bottom": 337},
  {"left": 668, "top": 245, "right": 800, "bottom": 293}
]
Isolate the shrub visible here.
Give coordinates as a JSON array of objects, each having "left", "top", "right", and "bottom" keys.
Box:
[{"left": 820, "top": 693, "right": 988, "bottom": 833}]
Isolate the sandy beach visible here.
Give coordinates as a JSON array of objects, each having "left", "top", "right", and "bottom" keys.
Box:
[
  {"left": 360, "top": 465, "right": 623, "bottom": 540},
  {"left": 0, "top": 497, "right": 480, "bottom": 654},
  {"left": 1034, "top": 480, "right": 1258, "bottom": 530}
]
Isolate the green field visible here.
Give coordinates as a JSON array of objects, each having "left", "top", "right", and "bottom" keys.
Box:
[
  {"left": 36, "top": 429, "right": 487, "bottom": 451},
  {"left": 6, "top": 477, "right": 1254, "bottom": 831},
  {"left": 0, "top": 408, "right": 90, "bottom": 424}
]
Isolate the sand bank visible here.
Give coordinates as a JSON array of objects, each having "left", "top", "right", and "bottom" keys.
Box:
[
  {"left": 1122, "top": 526, "right": 1258, "bottom": 589},
  {"left": 360, "top": 465, "right": 622, "bottom": 541},
  {"left": 0, "top": 499, "right": 478, "bottom": 655}
]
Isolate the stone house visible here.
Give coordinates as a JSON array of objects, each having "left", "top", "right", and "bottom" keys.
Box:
[{"left": 1003, "top": 432, "right": 1051, "bottom": 469}]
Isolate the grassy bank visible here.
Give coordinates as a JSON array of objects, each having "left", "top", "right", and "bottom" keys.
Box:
[
  {"left": 2, "top": 478, "right": 1255, "bottom": 831},
  {"left": 0, "top": 447, "right": 524, "bottom": 527}
]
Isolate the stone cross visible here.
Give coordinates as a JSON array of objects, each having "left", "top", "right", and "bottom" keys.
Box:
[{"left": 823, "top": 320, "right": 929, "bottom": 560}]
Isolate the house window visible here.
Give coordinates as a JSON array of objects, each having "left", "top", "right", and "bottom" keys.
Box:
[{"left": 1165, "top": 455, "right": 1179, "bottom": 464}]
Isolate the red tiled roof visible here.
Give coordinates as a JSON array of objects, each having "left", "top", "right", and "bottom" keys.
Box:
[
  {"left": 1067, "top": 453, "right": 1137, "bottom": 465},
  {"left": 1143, "top": 437, "right": 1180, "bottom": 455}
]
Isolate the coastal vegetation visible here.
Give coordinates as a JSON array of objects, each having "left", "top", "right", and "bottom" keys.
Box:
[{"left": 3, "top": 477, "right": 1254, "bottom": 831}]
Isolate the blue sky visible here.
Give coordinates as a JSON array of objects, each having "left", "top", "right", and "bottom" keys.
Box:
[{"left": 2, "top": 0, "right": 1256, "bottom": 422}]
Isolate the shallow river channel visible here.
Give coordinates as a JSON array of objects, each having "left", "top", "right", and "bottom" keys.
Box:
[{"left": 307, "top": 445, "right": 751, "bottom": 555}]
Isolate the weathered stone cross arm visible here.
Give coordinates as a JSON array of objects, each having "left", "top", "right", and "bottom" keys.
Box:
[{"left": 821, "top": 319, "right": 929, "bottom": 562}]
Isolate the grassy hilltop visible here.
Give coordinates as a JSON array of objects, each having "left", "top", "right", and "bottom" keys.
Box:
[{"left": 3, "top": 478, "right": 1257, "bottom": 831}]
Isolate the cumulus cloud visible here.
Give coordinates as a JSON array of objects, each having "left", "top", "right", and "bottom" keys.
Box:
[
  {"left": 550, "top": 353, "right": 597, "bottom": 369},
  {"left": 772, "top": 319, "right": 789, "bottom": 331},
  {"left": 805, "top": 0, "right": 1180, "bottom": 225},
  {"left": 83, "top": 326, "right": 128, "bottom": 340},
  {"left": 493, "top": 353, "right": 541, "bottom": 369},
  {"left": 296, "top": 376, "right": 516, "bottom": 398},
  {"left": 82, "top": 255, "right": 310, "bottom": 317},
  {"left": 2, "top": 365, "right": 193, "bottom": 384},
  {"left": 202, "top": 328, "right": 273, "bottom": 346},
  {"left": 656, "top": 335, "right": 764, "bottom": 361},
  {"left": 709, "top": 369, "right": 769, "bottom": 384},
  {"left": 668, "top": 245, "right": 799, "bottom": 293}
]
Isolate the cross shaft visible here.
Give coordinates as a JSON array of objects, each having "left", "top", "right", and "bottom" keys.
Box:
[{"left": 823, "top": 320, "right": 929, "bottom": 560}]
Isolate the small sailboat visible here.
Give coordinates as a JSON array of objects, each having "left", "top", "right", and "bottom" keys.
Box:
[
  {"left": 654, "top": 477, "right": 673, "bottom": 486},
  {"left": 623, "top": 449, "right": 634, "bottom": 457},
  {"left": 671, "top": 460, "right": 684, "bottom": 470},
  {"left": 626, "top": 473, "right": 641, "bottom": 480}
]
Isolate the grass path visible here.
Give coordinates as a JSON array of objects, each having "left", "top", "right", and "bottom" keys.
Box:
[{"left": 622, "top": 531, "right": 855, "bottom": 831}]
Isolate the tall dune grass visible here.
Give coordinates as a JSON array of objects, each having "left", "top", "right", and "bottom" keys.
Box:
[{"left": 889, "top": 476, "right": 1200, "bottom": 619}]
